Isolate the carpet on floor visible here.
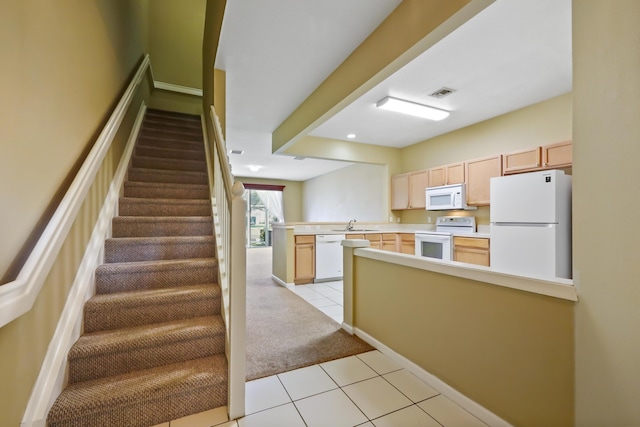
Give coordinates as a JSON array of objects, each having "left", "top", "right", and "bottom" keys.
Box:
[{"left": 245, "top": 247, "right": 373, "bottom": 381}]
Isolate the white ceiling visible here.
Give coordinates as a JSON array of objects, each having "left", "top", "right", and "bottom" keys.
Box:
[{"left": 215, "top": 0, "right": 572, "bottom": 181}]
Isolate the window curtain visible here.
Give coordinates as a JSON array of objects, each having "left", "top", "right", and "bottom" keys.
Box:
[{"left": 257, "top": 190, "right": 284, "bottom": 222}]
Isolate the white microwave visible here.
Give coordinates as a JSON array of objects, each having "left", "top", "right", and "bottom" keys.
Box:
[{"left": 425, "top": 184, "right": 470, "bottom": 211}]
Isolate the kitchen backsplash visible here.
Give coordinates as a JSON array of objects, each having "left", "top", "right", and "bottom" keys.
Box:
[{"left": 399, "top": 205, "right": 490, "bottom": 227}]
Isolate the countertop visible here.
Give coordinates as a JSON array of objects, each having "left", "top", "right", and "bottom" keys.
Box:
[{"left": 273, "top": 223, "right": 490, "bottom": 239}]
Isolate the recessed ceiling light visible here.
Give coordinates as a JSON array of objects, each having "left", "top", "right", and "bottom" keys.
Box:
[
  {"left": 376, "top": 96, "right": 449, "bottom": 121},
  {"left": 347, "top": 133, "right": 356, "bottom": 139},
  {"left": 247, "top": 165, "right": 262, "bottom": 172}
]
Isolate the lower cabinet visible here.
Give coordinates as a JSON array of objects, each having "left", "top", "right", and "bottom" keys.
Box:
[
  {"left": 453, "top": 236, "right": 490, "bottom": 267},
  {"left": 294, "top": 235, "right": 315, "bottom": 284},
  {"left": 365, "top": 233, "right": 383, "bottom": 249},
  {"left": 382, "top": 234, "right": 397, "bottom": 251},
  {"left": 398, "top": 233, "right": 415, "bottom": 254}
]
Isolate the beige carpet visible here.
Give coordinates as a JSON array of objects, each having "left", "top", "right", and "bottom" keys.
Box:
[{"left": 245, "top": 247, "right": 373, "bottom": 381}]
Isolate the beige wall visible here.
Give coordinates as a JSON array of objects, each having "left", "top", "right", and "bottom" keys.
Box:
[
  {"left": 0, "top": 0, "right": 147, "bottom": 280},
  {"left": 0, "top": 1, "right": 148, "bottom": 424},
  {"left": 148, "top": 0, "right": 206, "bottom": 90},
  {"left": 353, "top": 256, "right": 574, "bottom": 426},
  {"left": 573, "top": 1, "right": 640, "bottom": 424}
]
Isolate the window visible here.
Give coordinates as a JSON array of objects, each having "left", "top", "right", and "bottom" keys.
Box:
[{"left": 243, "top": 184, "right": 284, "bottom": 248}]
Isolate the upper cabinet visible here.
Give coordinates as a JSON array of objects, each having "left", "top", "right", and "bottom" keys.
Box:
[
  {"left": 391, "top": 173, "right": 410, "bottom": 210},
  {"left": 503, "top": 147, "right": 542, "bottom": 174},
  {"left": 466, "top": 154, "right": 502, "bottom": 206},
  {"left": 391, "top": 170, "right": 428, "bottom": 210},
  {"left": 392, "top": 140, "right": 570, "bottom": 209},
  {"left": 504, "top": 141, "right": 572, "bottom": 174},
  {"left": 428, "top": 162, "right": 465, "bottom": 187},
  {"left": 542, "top": 140, "right": 573, "bottom": 168}
]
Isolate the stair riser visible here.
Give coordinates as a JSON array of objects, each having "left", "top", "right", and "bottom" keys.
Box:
[
  {"left": 84, "top": 296, "right": 221, "bottom": 333},
  {"left": 68, "top": 334, "right": 225, "bottom": 384},
  {"left": 132, "top": 156, "right": 207, "bottom": 173},
  {"left": 140, "top": 128, "right": 203, "bottom": 142},
  {"left": 124, "top": 183, "right": 209, "bottom": 200},
  {"left": 145, "top": 113, "right": 201, "bottom": 127},
  {"left": 95, "top": 263, "right": 217, "bottom": 294},
  {"left": 128, "top": 168, "right": 208, "bottom": 185},
  {"left": 104, "top": 239, "right": 215, "bottom": 263},
  {"left": 135, "top": 146, "right": 205, "bottom": 162},
  {"left": 112, "top": 219, "right": 213, "bottom": 238},
  {"left": 119, "top": 200, "right": 211, "bottom": 217},
  {"left": 142, "top": 119, "right": 202, "bottom": 132},
  {"left": 137, "top": 136, "right": 203, "bottom": 152}
]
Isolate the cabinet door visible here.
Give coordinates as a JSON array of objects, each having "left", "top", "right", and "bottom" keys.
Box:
[
  {"left": 446, "top": 162, "right": 465, "bottom": 184},
  {"left": 294, "top": 237, "right": 315, "bottom": 284},
  {"left": 398, "top": 233, "right": 415, "bottom": 254},
  {"left": 453, "top": 237, "right": 490, "bottom": 266},
  {"left": 543, "top": 141, "right": 572, "bottom": 168},
  {"left": 466, "top": 155, "right": 502, "bottom": 206},
  {"left": 391, "top": 174, "right": 409, "bottom": 210},
  {"left": 382, "top": 233, "right": 398, "bottom": 252},
  {"left": 503, "top": 147, "right": 542, "bottom": 174},
  {"left": 408, "top": 170, "right": 428, "bottom": 209},
  {"left": 454, "top": 247, "right": 490, "bottom": 266},
  {"left": 365, "top": 233, "right": 382, "bottom": 249},
  {"left": 428, "top": 167, "right": 446, "bottom": 187}
]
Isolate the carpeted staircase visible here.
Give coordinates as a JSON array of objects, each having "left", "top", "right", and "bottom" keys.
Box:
[{"left": 47, "top": 109, "right": 228, "bottom": 427}]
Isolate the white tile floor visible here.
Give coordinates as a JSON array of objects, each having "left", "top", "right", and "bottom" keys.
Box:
[
  {"left": 156, "top": 350, "right": 489, "bottom": 427},
  {"left": 290, "top": 280, "right": 345, "bottom": 324}
]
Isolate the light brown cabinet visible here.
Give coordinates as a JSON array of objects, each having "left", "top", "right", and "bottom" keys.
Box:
[
  {"left": 542, "top": 140, "right": 572, "bottom": 168},
  {"left": 294, "top": 235, "right": 315, "bottom": 284},
  {"left": 428, "top": 162, "right": 465, "bottom": 187},
  {"left": 453, "top": 236, "right": 490, "bottom": 267},
  {"left": 504, "top": 141, "right": 572, "bottom": 174},
  {"left": 466, "top": 154, "right": 502, "bottom": 206},
  {"left": 364, "top": 233, "right": 383, "bottom": 249},
  {"left": 382, "top": 233, "right": 397, "bottom": 251},
  {"left": 503, "top": 147, "right": 542, "bottom": 174},
  {"left": 398, "top": 233, "right": 415, "bottom": 254},
  {"left": 391, "top": 170, "right": 428, "bottom": 210}
]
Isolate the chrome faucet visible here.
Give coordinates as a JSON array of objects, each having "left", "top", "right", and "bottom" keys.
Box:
[{"left": 347, "top": 219, "right": 357, "bottom": 231}]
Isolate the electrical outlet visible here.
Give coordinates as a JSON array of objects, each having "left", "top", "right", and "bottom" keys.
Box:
[
  {"left": 427, "top": 217, "right": 432, "bottom": 223},
  {"left": 396, "top": 217, "right": 401, "bottom": 223}
]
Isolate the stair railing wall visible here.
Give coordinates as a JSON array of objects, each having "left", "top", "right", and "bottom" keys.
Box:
[{"left": 203, "top": 105, "right": 246, "bottom": 420}]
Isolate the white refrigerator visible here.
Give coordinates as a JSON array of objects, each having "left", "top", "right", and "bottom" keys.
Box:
[{"left": 490, "top": 169, "right": 572, "bottom": 279}]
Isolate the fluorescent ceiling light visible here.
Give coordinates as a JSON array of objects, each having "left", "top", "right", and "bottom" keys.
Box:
[
  {"left": 247, "top": 165, "right": 262, "bottom": 172},
  {"left": 376, "top": 96, "right": 449, "bottom": 121}
]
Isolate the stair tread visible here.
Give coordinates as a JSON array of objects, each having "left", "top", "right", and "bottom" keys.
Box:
[
  {"left": 128, "top": 166, "right": 207, "bottom": 176},
  {"left": 120, "top": 196, "right": 210, "bottom": 205},
  {"left": 113, "top": 216, "right": 212, "bottom": 223},
  {"left": 106, "top": 235, "right": 214, "bottom": 244},
  {"left": 88, "top": 283, "right": 220, "bottom": 306},
  {"left": 70, "top": 316, "right": 225, "bottom": 358},
  {"left": 47, "top": 354, "right": 227, "bottom": 423},
  {"left": 124, "top": 181, "right": 209, "bottom": 190},
  {"left": 96, "top": 257, "right": 217, "bottom": 273}
]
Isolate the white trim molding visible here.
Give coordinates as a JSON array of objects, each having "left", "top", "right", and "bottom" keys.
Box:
[
  {"left": 20, "top": 104, "right": 146, "bottom": 427},
  {"left": 0, "top": 55, "right": 151, "bottom": 329},
  {"left": 271, "top": 274, "right": 294, "bottom": 290},
  {"left": 154, "top": 80, "right": 203, "bottom": 97},
  {"left": 354, "top": 328, "right": 513, "bottom": 427}
]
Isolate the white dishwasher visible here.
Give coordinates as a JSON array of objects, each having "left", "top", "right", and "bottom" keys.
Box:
[{"left": 315, "top": 234, "right": 345, "bottom": 282}]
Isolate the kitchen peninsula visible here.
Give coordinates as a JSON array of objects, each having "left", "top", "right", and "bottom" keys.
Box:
[{"left": 271, "top": 222, "right": 425, "bottom": 287}]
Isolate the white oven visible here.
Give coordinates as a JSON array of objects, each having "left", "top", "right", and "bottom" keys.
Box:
[
  {"left": 415, "top": 216, "right": 477, "bottom": 262},
  {"left": 415, "top": 231, "right": 452, "bottom": 261}
]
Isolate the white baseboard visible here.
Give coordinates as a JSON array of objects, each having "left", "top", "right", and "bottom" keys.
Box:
[
  {"left": 20, "top": 104, "right": 146, "bottom": 427},
  {"left": 354, "top": 328, "right": 512, "bottom": 427},
  {"left": 271, "top": 275, "right": 294, "bottom": 290},
  {"left": 341, "top": 323, "right": 354, "bottom": 334}
]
